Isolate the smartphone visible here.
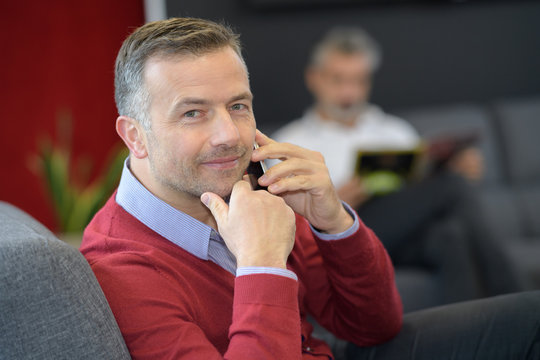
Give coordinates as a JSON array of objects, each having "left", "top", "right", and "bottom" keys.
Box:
[{"left": 246, "top": 143, "right": 268, "bottom": 191}]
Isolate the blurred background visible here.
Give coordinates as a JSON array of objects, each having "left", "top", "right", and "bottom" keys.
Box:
[
  {"left": 1, "top": 1, "right": 144, "bottom": 232},
  {"left": 1, "top": 0, "right": 540, "bottom": 232},
  {"left": 164, "top": 0, "right": 540, "bottom": 134}
]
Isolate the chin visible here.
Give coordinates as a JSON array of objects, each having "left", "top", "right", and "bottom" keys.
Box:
[
  {"left": 324, "top": 102, "right": 366, "bottom": 121},
  {"left": 196, "top": 164, "right": 247, "bottom": 199},
  {"left": 206, "top": 177, "right": 238, "bottom": 198},
  {"left": 214, "top": 187, "right": 234, "bottom": 199}
]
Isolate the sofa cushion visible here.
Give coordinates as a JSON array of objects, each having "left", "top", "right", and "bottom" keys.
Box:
[
  {"left": 506, "top": 240, "right": 540, "bottom": 290},
  {"left": 478, "top": 186, "right": 523, "bottom": 239},
  {"left": 0, "top": 202, "right": 131, "bottom": 360},
  {"left": 493, "top": 95, "right": 540, "bottom": 186},
  {"left": 517, "top": 187, "right": 540, "bottom": 238}
]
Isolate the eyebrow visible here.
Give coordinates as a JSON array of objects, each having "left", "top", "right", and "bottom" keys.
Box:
[
  {"left": 173, "top": 97, "right": 209, "bottom": 108},
  {"left": 169, "top": 92, "right": 253, "bottom": 116},
  {"left": 229, "top": 92, "right": 253, "bottom": 103}
]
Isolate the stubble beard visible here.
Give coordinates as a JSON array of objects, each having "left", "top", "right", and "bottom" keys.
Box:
[
  {"left": 321, "top": 101, "right": 367, "bottom": 125},
  {"left": 149, "top": 144, "right": 250, "bottom": 200}
]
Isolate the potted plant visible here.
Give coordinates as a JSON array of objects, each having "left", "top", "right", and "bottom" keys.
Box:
[{"left": 29, "top": 111, "right": 127, "bottom": 245}]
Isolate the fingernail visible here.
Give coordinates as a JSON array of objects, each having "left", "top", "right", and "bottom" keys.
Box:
[{"left": 200, "top": 193, "right": 209, "bottom": 206}]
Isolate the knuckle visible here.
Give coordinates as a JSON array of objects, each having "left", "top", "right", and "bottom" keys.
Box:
[
  {"left": 297, "top": 176, "right": 309, "bottom": 187},
  {"left": 311, "top": 150, "right": 325, "bottom": 163}
]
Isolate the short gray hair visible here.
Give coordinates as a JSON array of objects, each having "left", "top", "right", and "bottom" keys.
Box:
[
  {"left": 309, "top": 27, "right": 381, "bottom": 72},
  {"left": 114, "top": 17, "right": 243, "bottom": 130}
]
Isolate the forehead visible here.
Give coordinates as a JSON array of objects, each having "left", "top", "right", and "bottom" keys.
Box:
[
  {"left": 318, "top": 51, "right": 370, "bottom": 72},
  {"left": 143, "top": 47, "right": 250, "bottom": 101}
]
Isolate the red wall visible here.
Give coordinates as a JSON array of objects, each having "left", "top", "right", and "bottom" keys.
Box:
[{"left": 0, "top": 1, "right": 144, "bottom": 231}]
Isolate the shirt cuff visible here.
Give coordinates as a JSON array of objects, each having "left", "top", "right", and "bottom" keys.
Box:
[
  {"left": 309, "top": 201, "right": 360, "bottom": 241},
  {"left": 236, "top": 267, "right": 298, "bottom": 281}
]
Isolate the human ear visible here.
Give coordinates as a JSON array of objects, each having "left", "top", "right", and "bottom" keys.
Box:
[
  {"left": 116, "top": 116, "right": 148, "bottom": 159},
  {"left": 305, "top": 66, "right": 319, "bottom": 94}
]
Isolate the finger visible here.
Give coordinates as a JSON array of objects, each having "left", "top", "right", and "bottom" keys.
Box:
[
  {"left": 200, "top": 192, "right": 229, "bottom": 224},
  {"left": 228, "top": 178, "right": 254, "bottom": 203},
  {"left": 232, "top": 178, "right": 253, "bottom": 192},
  {"left": 252, "top": 130, "right": 275, "bottom": 162},
  {"left": 254, "top": 141, "right": 324, "bottom": 164},
  {"left": 243, "top": 174, "right": 256, "bottom": 190},
  {"left": 267, "top": 174, "right": 321, "bottom": 195},
  {"left": 255, "top": 129, "right": 274, "bottom": 146},
  {"left": 261, "top": 158, "right": 324, "bottom": 185}
]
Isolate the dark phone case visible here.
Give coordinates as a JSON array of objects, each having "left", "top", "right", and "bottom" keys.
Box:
[{"left": 246, "top": 161, "right": 268, "bottom": 191}]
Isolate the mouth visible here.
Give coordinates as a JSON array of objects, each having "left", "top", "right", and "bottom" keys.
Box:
[{"left": 201, "top": 156, "right": 241, "bottom": 170}]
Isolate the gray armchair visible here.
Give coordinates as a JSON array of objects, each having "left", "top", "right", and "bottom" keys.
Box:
[{"left": 0, "top": 201, "right": 130, "bottom": 359}]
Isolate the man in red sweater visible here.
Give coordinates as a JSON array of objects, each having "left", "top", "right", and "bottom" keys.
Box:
[
  {"left": 81, "top": 17, "right": 402, "bottom": 359},
  {"left": 81, "top": 17, "right": 540, "bottom": 360}
]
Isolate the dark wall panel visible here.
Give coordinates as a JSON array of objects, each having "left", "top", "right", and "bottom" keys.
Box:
[{"left": 166, "top": 1, "right": 540, "bottom": 134}]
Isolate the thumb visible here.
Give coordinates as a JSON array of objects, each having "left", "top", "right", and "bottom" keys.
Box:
[{"left": 201, "top": 192, "right": 228, "bottom": 225}]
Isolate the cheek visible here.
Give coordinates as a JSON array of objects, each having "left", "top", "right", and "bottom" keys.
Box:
[
  {"left": 155, "top": 131, "right": 199, "bottom": 162},
  {"left": 358, "top": 82, "right": 371, "bottom": 95},
  {"left": 326, "top": 82, "right": 346, "bottom": 99},
  {"left": 175, "top": 137, "right": 204, "bottom": 162},
  {"left": 318, "top": 81, "right": 335, "bottom": 97},
  {"left": 237, "top": 116, "right": 256, "bottom": 141}
]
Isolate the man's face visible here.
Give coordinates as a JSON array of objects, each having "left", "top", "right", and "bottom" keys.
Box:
[
  {"left": 307, "top": 51, "right": 372, "bottom": 123},
  {"left": 142, "top": 47, "right": 255, "bottom": 199}
]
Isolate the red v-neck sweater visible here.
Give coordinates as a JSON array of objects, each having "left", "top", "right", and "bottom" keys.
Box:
[{"left": 81, "top": 196, "right": 402, "bottom": 359}]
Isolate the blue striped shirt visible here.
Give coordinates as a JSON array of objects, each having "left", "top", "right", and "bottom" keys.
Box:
[{"left": 116, "top": 159, "right": 359, "bottom": 280}]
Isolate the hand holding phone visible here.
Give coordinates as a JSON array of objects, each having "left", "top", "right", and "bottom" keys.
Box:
[{"left": 251, "top": 130, "right": 354, "bottom": 234}]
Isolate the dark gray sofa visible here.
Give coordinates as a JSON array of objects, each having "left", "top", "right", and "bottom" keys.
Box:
[
  {"left": 394, "top": 94, "right": 540, "bottom": 293},
  {"left": 0, "top": 201, "right": 130, "bottom": 359}
]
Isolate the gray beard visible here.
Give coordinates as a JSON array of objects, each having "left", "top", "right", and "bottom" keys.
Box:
[{"left": 321, "top": 102, "right": 367, "bottom": 124}]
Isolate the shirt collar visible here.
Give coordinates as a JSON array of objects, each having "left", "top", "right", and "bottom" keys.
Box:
[{"left": 115, "top": 158, "right": 213, "bottom": 261}]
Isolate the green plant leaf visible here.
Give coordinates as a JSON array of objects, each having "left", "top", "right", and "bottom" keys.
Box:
[{"left": 31, "top": 113, "right": 128, "bottom": 233}]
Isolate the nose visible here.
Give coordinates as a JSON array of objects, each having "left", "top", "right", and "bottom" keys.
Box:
[
  {"left": 337, "top": 79, "right": 363, "bottom": 105},
  {"left": 208, "top": 107, "right": 241, "bottom": 147}
]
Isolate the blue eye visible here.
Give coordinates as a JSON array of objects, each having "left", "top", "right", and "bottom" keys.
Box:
[
  {"left": 231, "top": 104, "right": 246, "bottom": 111},
  {"left": 184, "top": 110, "right": 201, "bottom": 118}
]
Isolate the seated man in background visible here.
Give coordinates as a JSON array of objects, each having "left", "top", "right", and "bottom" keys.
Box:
[
  {"left": 81, "top": 17, "right": 540, "bottom": 360},
  {"left": 273, "top": 27, "right": 522, "bottom": 307}
]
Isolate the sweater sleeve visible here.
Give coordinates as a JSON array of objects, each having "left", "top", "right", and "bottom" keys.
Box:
[
  {"left": 227, "top": 274, "right": 302, "bottom": 359},
  {"left": 88, "top": 254, "right": 302, "bottom": 360},
  {"left": 298, "top": 214, "right": 403, "bottom": 346}
]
